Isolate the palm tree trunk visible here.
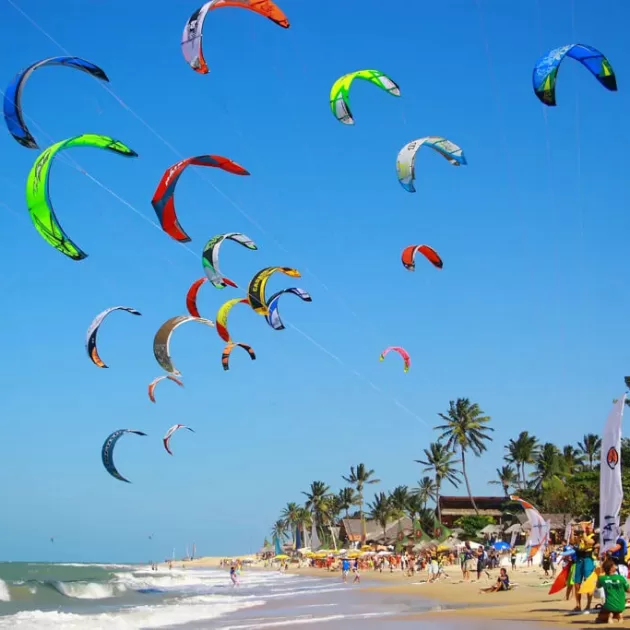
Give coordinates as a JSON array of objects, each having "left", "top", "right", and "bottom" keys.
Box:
[
  {"left": 461, "top": 447, "right": 479, "bottom": 514},
  {"left": 435, "top": 477, "right": 442, "bottom": 523},
  {"left": 502, "top": 481, "right": 508, "bottom": 496},
  {"left": 359, "top": 490, "right": 365, "bottom": 544}
]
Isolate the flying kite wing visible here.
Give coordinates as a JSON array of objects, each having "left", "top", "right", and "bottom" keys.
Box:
[
  {"left": 330, "top": 70, "right": 400, "bottom": 125},
  {"left": 148, "top": 375, "right": 184, "bottom": 403},
  {"left": 396, "top": 137, "right": 467, "bottom": 193},
  {"left": 247, "top": 267, "right": 301, "bottom": 315},
  {"left": 163, "top": 424, "right": 195, "bottom": 455},
  {"left": 533, "top": 44, "right": 617, "bottom": 106},
  {"left": 3, "top": 56, "right": 109, "bottom": 149},
  {"left": 216, "top": 298, "right": 250, "bottom": 343},
  {"left": 86, "top": 306, "right": 142, "bottom": 368},
  {"left": 182, "top": 0, "right": 290, "bottom": 74},
  {"left": 401, "top": 245, "right": 443, "bottom": 271},
  {"left": 202, "top": 232, "right": 257, "bottom": 288},
  {"left": 153, "top": 315, "right": 215, "bottom": 376},
  {"left": 151, "top": 156, "right": 249, "bottom": 243},
  {"left": 25, "top": 134, "right": 137, "bottom": 260},
  {"left": 101, "top": 429, "right": 147, "bottom": 483},
  {"left": 379, "top": 346, "right": 411, "bottom": 373},
  {"left": 265, "top": 287, "right": 312, "bottom": 330},
  {"left": 221, "top": 342, "right": 256, "bottom": 371}
]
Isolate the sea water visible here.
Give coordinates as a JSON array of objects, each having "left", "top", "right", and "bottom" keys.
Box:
[{"left": 0, "top": 562, "right": 531, "bottom": 628}]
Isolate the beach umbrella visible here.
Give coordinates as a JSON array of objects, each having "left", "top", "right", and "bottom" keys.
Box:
[{"left": 493, "top": 541, "right": 510, "bottom": 551}]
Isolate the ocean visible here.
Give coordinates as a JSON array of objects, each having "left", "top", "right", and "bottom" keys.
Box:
[{"left": 0, "top": 562, "right": 514, "bottom": 628}]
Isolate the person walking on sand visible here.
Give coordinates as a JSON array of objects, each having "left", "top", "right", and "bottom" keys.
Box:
[
  {"left": 462, "top": 542, "right": 474, "bottom": 582},
  {"left": 341, "top": 558, "right": 350, "bottom": 583},
  {"left": 595, "top": 558, "right": 630, "bottom": 624},
  {"left": 510, "top": 547, "right": 517, "bottom": 571}
]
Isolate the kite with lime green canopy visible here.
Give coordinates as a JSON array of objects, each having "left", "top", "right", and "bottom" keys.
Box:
[
  {"left": 330, "top": 70, "right": 401, "bottom": 125},
  {"left": 25, "top": 134, "right": 138, "bottom": 260}
]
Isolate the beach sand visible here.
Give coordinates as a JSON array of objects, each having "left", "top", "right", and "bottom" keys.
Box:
[{"left": 278, "top": 565, "right": 595, "bottom": 627}]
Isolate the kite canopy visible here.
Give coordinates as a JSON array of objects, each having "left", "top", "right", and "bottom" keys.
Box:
[
  {"left": 25, "top": 134, "right": 137, "bottom": 260},
  {"left": 148, "top": 375, "right": 184, "bottom": 403},
  {"left": 396, "top": 137, "right": 467, "bottom": 193},
  {"left": 216, "top": 298, "right": 250, "bottom": 343},
  {"left": 379, "top": 346, "right": 411, "bottom": 373},
  {"left": 152, "top": 156, "right": 249, "bottom": 243},
  {"left": 532, "top": 43, "right": 617, "bottom": 106},
  {"left": 163, "top": 424, "right": 195, "bottom": 455},
  {"left": 86, "top": 306, "right": 142, "bottom": 368},
  {"left": 401, "top": 245, "right": 443, "bottom": 271},
  {"left": 182, "top": 0, "right": 290, "bottom": 74},
  {"left": 330, "top": 70, "right": 400, "bottom": 125},
  {"left": 3, "top": 56, "right": 109, "bottom": 149},
  {"left": 222, "top": 342, "right": 256, "bottom": 371},
  {"left": 101, "top": 429, "right": 147, "bottom": 483},
  {"left": 247, "top": 267, "right": 301, "bottom": 315},
  {"left": 265, "top": 288, "right": 312, "bottom": 331},
  {"left": 202, "top": 232, "right": 257, "bottom": 289}
]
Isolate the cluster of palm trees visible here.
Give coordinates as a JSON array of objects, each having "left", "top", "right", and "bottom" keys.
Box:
[
  {"left": 270, "top": 395, "right": 615, "bottom": 546},
  {"left": 272, "top": 398, "right": 494, "bottom": 544}
]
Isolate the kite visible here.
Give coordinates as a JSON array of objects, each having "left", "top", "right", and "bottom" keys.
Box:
[
  {"left": 216, "top": 298, "right": 250, "bottom": 343},
  {"left": 401, "top": 245, "right": 443, "bottom": 271},
  {"left": 186, "top": 278, "right": 209, "bottom": 318},
  {"left": 3, "top": 56, "right": 109, "bottom": 149},
  {"left": 153, "top": 315, "right": 215, "bottom": 376},
  {"left": 148, "top": 375, "right": 184, "bottom": 403},
  {"left": 396, "top": 137, "right": 467, "bottom": 193},
  {"left": 222, "top": 342, "right": 256, "bottom": 371},
  {"left": 533, "top": 44, "right": 617, "bottom": 106},
  {"left": 379, "top": 346, "right": 411, "bottom": 373},
  {"left": 202, "top": 232, "right": 257, "bottom": 289},
  {"left": 25, "top": 134, "right": 138, "bottom": 260},
  {"left": 151, "top": 156, "right": 250, "bottom": 243},
  {"left": 247, "top": 267, "right": 301, "bottom": 315},
  {"left": 101, "top": 429, "right": 147, "bottom": 483},
  {"left": 330, "top": 70, "right": 400, "bottom": 125},
  {"left": 163, "top": 424, "right": 195, "bottom": 456},
  {"left": 86, "top": 306, "right": 142, "bottom": 368},
  {"left": 182, "top": 0, "right": 290, "bottom": 74},
  {"left": 265, "top": 287, "right": 312, "bottom": 331}
]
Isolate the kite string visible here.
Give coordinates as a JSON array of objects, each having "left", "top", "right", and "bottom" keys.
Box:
[{"left": 0, "top": 91, "right": 431, "bottom": 430}]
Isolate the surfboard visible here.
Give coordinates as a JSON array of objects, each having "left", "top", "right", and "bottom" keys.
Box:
[
  {"left": 578, "top": 567, "right": 600, "bottom": 595},
  {"left": 548, "top": 565, "right": 569, "bottom": 595}
]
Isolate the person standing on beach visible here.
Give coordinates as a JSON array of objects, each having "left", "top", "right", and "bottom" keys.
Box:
[
  {"left": 607, "top": 533, "right": 629, "bottom": 578},
  {"left": 230, "top": 565, "right": 239, "bottom": 586},
  {"left": 462, "top": 542, "right": 474, "bottom": 582},
  {"left": 510, "top": 547, "right": 517, "bottom": 571},
  {"left": 571, "top": 522, "right": 597, "bottom": 613},
  {"left": 352, "top": 558, "right": 360, "bottom": 584}
]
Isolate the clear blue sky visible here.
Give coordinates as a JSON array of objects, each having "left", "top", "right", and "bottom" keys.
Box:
[{"left": 0, "top": 0, "right": 628, "bottom": 562}]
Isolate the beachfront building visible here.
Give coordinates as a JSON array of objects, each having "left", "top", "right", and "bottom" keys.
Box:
[
  {"left": 338, "top": 517, "right": 414, "bottom": 546},
  {"left": 438, "top": 496, "right": 507, "bottom": 528}
]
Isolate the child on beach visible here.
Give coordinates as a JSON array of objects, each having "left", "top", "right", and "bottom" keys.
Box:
[
  {"left": 595, "top": 558, "right": 629, "bottom": 624},
  {"left": 352, "top": 558, "right": 360, "bottom": 584}
]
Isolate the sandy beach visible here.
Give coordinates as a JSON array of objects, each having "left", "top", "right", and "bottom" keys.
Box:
[{"left": 269, "top": 564, "right": 596, "bottom": 627}]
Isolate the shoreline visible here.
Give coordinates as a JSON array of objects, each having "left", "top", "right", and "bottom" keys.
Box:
[{"left": 173, "top": 557, "right": 584, "bottom": 626}]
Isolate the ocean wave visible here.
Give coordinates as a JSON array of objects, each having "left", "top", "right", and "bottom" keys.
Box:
[
  {"left": 0, "top": 594, "right": 265, "bottom": 629},
  {"left": 221, "top": 611, "right": 390, "bottom": 629},
  {"left": 50, "top": 580, "right": 127, "bottom": 600},
  {"left": 0, "top": 579, "right": 10, "bottom": 602}
]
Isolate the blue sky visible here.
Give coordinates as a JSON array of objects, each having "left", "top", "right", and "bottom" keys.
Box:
[{"left": 0, "top": 0, "right": 628, "bottom": 562}]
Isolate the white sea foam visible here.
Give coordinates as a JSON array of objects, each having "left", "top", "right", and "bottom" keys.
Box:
[
  {"left": 221, "top": 611, "right": 390, "bottom": 628},
  {"left": 52, "top": 580, "right": 127, "bottom": 599},
  {"left": 0, "top": 578, "right": 10, "bottom": 602},
  {"left": 0, "top": 594, "right": 264, "bottom": 629}
]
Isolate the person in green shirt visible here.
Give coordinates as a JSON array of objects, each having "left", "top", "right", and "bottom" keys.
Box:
[{"left": 596, "top": 558, "right": 630, "bottom": 624}]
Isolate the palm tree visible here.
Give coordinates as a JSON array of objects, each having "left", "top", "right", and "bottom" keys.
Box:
[
  {"left": 577, "top": 433, "right": 602, "bottom": 471},
  {"left": 337, "top": 487, "right": 358, "bottom": 518},
  {"left": 295, "top": 506, "right": 312, "bottom": 546},
  {"left": 367, "top": 492, "right": 394, "bottom": 540},
  {"left": 415, "top": 442, "right": 461, "bottom": 523},
  {"left": 416, "top": 476, "right": 437, "bottom": 510},
  {"left": 435, "top": 398, "right": 494, "bottom": 514},
  {"left": 342, "top": 464, "right": 380, "bottom": 543},
  {"left": 488, "top": 465, "right": 518, "bottom": 496},
  {"left": 561, "top": 445, "right": 584, "bottom": 475},
  {"left": 271, "top": 519, "right": 288, "bottom": 546},
  {"left": 504, "top": 431, "right": 539, "bottom": 488},
  {"left": 406, "top": 493, "right": 424, "bottom": 521},
  {"left": 530, "top": 443, "right": 562, "bottom": 490},
  {"left": 280, "top": 502, "right": 300, "bottom": 544},
  {"left": 302, "top": 481, "right": 331, "bottom": 532},
  {"left": 389, "top": 485, "right": 410, "bottom": 517}
]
